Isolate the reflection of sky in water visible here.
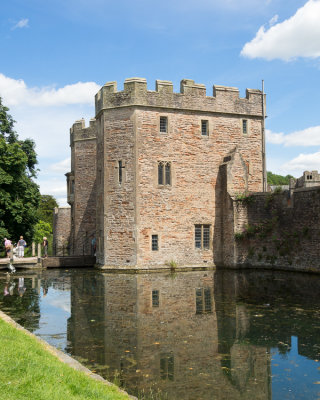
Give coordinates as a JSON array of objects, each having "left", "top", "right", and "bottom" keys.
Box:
[
  {"left": 271, "top": 336, "right": 320, "bottom": 400},
  {"left": 35, "top": 288, "right": 70, "bottom": 351}
]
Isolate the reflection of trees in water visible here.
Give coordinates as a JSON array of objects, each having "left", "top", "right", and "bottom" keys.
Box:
[
  {"left": 214, "top": 269, "right": 320, "bottom": 363},
  {"left": 0, "top": 276, "right": 40, "bottom": 332}
]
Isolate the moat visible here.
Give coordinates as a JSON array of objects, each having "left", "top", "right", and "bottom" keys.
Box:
[{"left": 1, "top": 268, "right": 320, "bottom": 399}]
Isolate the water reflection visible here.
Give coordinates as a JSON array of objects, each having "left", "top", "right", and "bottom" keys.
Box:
[
  {"left": 67, "top": 271, "right": 270, "bottom": 399},
  {"left": 0, "top": 269, "right": 320, "bottom": 399}
]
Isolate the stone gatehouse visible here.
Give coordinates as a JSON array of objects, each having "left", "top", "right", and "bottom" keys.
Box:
[{"left": 56, "top": 77, "right": 266, "bottom": 269}]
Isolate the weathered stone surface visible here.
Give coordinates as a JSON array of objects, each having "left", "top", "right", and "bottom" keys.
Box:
[
  {"left": 68, "top": 119, "right": 97, "bottom": 256},
  {"left": 57, "top": 78, "right": 265, "bottom": 268},
  {"left": 53, "top": 206, "right": 71, "bottom": 256},
  {"left": 225, "top": 183, "right": 320, "bottom": 272}
]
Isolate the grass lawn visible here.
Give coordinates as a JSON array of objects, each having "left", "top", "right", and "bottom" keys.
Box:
[{"left": 0, "top": 318, "right": 132, "bottom": 400}]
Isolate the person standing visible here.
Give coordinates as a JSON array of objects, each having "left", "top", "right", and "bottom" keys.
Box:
[
  {"left": 42, "top": 237, "right": 48, "bottom": 258},
  {"left": 17, "top": 236, "right": 26, "bottom": 258},
  {"left": 4, "top": 238, "right": 12, "bottom": 258}
]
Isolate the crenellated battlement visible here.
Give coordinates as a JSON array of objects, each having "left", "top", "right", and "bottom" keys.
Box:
[
  {"left": 70, "top": 118, "right": 97, "bottom": 145},
  {"left": 95, "top": 78, "right": 264, "bottom": 117}
]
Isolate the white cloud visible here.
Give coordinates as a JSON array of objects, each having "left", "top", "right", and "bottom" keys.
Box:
[
  {"left": 12, "top": 18, "right": 29, "bottom": 30},
  {"left": 39, "top": 181, "right": 67, "bottom": 197},
  {"left": 50, "top": 158, "right": 71, "bottom": 173},
  {"left": 266, "top": 126, "right": 320, "bottom": 146},
  {"left": 46, "top": 295, "right": 70, "bottom": 313},
  {"left": 0, "top": 73, "right": 100, "bottom": 106},
  {"left": 241, "top": 0, "right": 320, "bottom": 60},
  {"left": 282, "top": 150, "right": 320, "bottom": 172},
  {"left": 269, "top": 14, "right": 278, "bottom": 26}
]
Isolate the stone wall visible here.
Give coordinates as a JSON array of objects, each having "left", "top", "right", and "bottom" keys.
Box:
[
  {"left": 95, "top": 78, "right": 264, "bottom": 118},
  {"left": 95, "top": 78, "right": 264, "bottom": 268},
  {"left": 68, "top": 119, "right": 97, "bottom": 256},
  {"left": 227, "top": 186, "right": 320, "bottom": 272},
  {"left": 95, "top": 108, "right": 137, "bottom": 266},
  {"left": 52, "top": 207, "right": 71, "bottom": 256}
]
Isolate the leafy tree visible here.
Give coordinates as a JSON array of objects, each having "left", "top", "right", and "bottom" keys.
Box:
[
  {"left": 33, "top": 220, "right": 52, "bottom": 244},
  {"left": 267, "top": 171, "right": 295, "bottom": 186},
  {"left": 0, "top": 97, "right": 40, "bottom": 247},
  {"left": 37, "top": 195, "right": 58, "bottom": 226}
]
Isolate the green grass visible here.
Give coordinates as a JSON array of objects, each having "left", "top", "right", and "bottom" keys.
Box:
[{"left": 0, "top": 318, "right": 131, "bottom": 400}]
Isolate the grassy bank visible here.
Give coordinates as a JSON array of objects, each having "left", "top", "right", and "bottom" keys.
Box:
[{"left": 0, "top": 318, "right": 131, "bottom": 400}]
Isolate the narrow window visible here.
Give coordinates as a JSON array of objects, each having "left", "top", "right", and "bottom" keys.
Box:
[
  {"left": 71, "top": 180, "right": 75, "bottom": 194},
  {"left": 195, "top": 225, "right": 202, "bottom": 249},
  {"left": 196, "top": 288, "right": 203, "bottom": 313},
  {"left": 152, "top": 234, "right": 158, "bottom": 251},
  {"left": 158, "top": 162, "right": 164, "bottom": 185},
  {"left": 158, "top": 162, "right": 171, "bottom": 186},
  {"left": 203, "top": 225, "right": 210, "bottom": 249},
  {"left": 242, "top": 119, "right": 248, "bottom": 134},
  {"left": 204, "top": 288, "right": 212, "bottom": 312},
  {"left": 195, "top": 288, "right": 212, "bottom": 314},
  {"left": 160, "top": 354, "right": 174, "bottom": 380},
  {"left": 195, "top": 224, "right": 211, "bottom": 249},
  {"left": 165, "top": 163, "right": 171, "bottom": 185},
  {"left": 152, "top": 290, "right": 159, "bottom": 307},
  {"left": 160, "top": 116, "right": 168, "bottom": 133},
  {"left": 201, "top": 120, "right": 208, "bottom": 136},
  {"left": 118, "top": 160, "right": 123, "bottom": 184}
]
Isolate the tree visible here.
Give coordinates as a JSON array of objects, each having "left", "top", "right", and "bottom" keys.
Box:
[
  {"left": 33, "top": 220, "right": 52, "bottom": 244},
  {"left": 0, "top": 97, "right": 40, "bottom": 246},
  {"left": 37, "top": 195, "right": 58, "bottom": 226},
  {"left": 267, "top": 171, "right": 295, "bottom": 186}
]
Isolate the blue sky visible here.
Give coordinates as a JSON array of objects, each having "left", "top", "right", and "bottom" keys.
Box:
[{"left": 1, "top": 0, "right": 320, "bottom": 204}]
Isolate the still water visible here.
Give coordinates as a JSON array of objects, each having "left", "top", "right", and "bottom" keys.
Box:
[{"left": 0, "top": 268, "right": 320, "bottom": 399}]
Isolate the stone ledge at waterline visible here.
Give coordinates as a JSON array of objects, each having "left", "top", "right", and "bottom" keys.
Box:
[{"left": 0, "top": 309, "right": 137, "bottom": 400}]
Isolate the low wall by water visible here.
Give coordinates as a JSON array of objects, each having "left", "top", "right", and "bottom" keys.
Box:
[
  {"left": 229, "top": 186, "right": 320, "bottom": 272},
  {"left": 42, "top": 256, "right": 96, "bottom": 268}
]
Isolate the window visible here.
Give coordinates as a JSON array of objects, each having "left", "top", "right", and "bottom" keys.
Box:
[
  {"left": 195, "top": 225, "right": 210, "bottom": 249},
  {"left": 160, "top": 116, "right": 168, "bottom": 133},
  {"left": 160, "top": 354, "right": 174, "bottom": 380},
  {"left": 196, "top": 288, "right": 212, "bottom": 314},
  {"left": 71, "top": 179, "right": 75, "bottom": 194},
  {"left": 152, "top": 235, "right": 158, "bottom": 251},
  {"left": 158, "top": 162, "right": 171, "bottom": 185},
  {"left": 242, "top": 119, "right": 248, "bottom": 134},
  {"left": 201, "top": 120, "right": 208, "bottom": 136},
  {"left": 152, "top": 290, "right": 159, "bottom": 307},
  {"left": 118, "top": 160, "right": 123, "bottom": 184},
  {"left": 307, "top": 175, "right": 313, "bottom": 180}
]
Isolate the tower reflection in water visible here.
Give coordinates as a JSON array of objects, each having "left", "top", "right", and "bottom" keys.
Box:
[{"left": 67, "top": 271, "right": 272, "bottom": 400}]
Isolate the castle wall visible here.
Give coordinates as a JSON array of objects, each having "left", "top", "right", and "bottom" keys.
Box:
[
  {"left": 68, "top": 119, "right": 97, "bottom": 256},
  {"left": 96, "top": 108, "right": 137, "bottom": 266},
  {"left": 52, "top": 206, "right": 71, "bottom": 255},
  {"left": 94, "top": 78, "right": 264, "bottom": 268},
  {"left": 135, "top": 108, "right": 262, "bottom": 266},
  {"left": 227, "top": 186, "right": 320, "bottom": 272}
]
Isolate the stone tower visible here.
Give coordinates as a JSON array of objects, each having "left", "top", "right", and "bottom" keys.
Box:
[
  {"left": 90, "top": 78, "right": 265, "bottom": 268},
  {"left": 67, "top": 118, "right": 97, "bottom": 256}
]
